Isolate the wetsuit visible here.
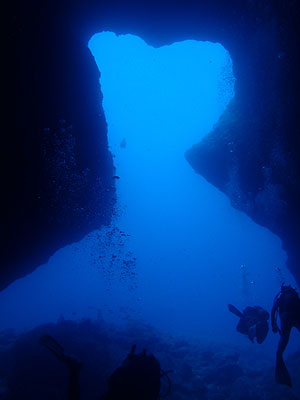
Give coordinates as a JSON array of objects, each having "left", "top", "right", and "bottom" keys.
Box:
[
  {"left": 271, "top": 286, "right": 300, "bottom": 386},
  {"left": 236, "top": 306, "right": 269, "bottom": 344},
  {"left": 271, "top": 287, "right": 300, "bottom": 356}
]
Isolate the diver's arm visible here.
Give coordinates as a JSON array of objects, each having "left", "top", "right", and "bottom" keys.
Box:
[{"left": 271, "top": 296, "right": 280, "bottom": 333}]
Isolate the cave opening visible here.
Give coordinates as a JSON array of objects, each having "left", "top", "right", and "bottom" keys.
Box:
[{"left": 0, "top": 31, "right": 297, "bottom": 346}]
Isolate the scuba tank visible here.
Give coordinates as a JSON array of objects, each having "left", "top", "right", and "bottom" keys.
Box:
[
  {"left": 103, "top": 344, "right": 172, "bottom": 400},
  {"left": 278, "top": 286, "right": 300, "bottom": 314}
]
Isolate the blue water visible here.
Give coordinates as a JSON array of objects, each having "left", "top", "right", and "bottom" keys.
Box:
[{"left": 0, "top": 32, "right": 298, "bottom": 357}]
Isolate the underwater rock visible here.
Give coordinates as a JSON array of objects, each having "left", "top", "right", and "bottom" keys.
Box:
[
  {"left": 208, "top": 363, "right": 244, "bottom": 385},
  {"left": 2, "top": 0, "right": 300, "bottom": 287},
  {"left": 185, "top": 2, "right": 300, "bottom": 285},
  {"left": 179, "top": 362, "right": 194, "bottom": 380},
  {"left": 1, "top": 1, "right": 115, "bottom": 289},
  {"left": 0, "top": 318, "right": 299, "bottom": 400}
]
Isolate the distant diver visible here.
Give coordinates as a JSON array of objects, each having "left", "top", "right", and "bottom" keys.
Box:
[
  {"left": 271, "top": 284, "right": 300, "bottom": 387},
  {"left": 228, "top": 304, "right": 269, "bottom": 344},
  {"left": 38, "top": 335, "right": 171, "bottom": 400}
]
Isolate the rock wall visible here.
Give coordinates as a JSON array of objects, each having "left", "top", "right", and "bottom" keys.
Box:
[
  {"left": 2, "top": 0, "right": 299, "bottom": 288},
  {"left": 185, "top": 1, "right": 300, "bottom": 285},
  {"left": 1, "top": 1, "right": 116, "bottom": 289}
]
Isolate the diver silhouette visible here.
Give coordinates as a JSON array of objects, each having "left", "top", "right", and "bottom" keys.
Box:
[
  {"left": 228, "top": 304, "right": 269, "bottom": 344},
  {"left": 271, "top": 284, "right": 300, "bottom": 387},
  {"left": 100, "top": 344, "right": 163, "bottom": 400},
  {"left": 38, "top": 335, "right": 171, "bottom": 400}
]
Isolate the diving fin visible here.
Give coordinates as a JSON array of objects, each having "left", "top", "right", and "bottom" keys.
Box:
[
  {"left": 38, "top": 334, "right": 65, "bottom": 360},
  {"left": 275, "top": 354, "right": 292, "bottom": 387},
  {"left": 39, "top": 334, "right": 82, "bottom": 371},
  {"left": 228, "top": 304, "right": 243, "bottom": 318}
]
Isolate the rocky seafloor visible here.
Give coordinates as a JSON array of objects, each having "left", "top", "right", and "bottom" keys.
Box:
[{"left": 0, "top": 318, "right": 299, "bottom": 400}]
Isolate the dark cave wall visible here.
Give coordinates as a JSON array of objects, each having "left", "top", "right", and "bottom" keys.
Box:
[
  {"left": 2, "top": 0, "right": 300, "bottom": 288},
  {"left": 1, "top": 1, "right": 116, "bottom": 289},
  {"left": 185, "top": 1, "right": 300, "bottom": 285}
]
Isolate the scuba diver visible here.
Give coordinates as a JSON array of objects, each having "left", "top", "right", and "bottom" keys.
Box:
[
  {"left": 228, "top": 304, "right": 269, "bottom": 344},
  {"left": 38, "top": 334, "right": 172, "bottom": 400},
  {"left": 101, "top": 344, "right": 164, "bottom": 400},
  {"left": 271, "top": 284, "right": 300, "bottom": 387}
]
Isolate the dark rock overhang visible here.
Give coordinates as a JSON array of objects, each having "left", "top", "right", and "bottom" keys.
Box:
[{"left": 2, "top": 0, "right": 299, "bottom": 288}]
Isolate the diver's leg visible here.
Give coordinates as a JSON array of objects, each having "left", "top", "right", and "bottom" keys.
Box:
[
  {"left": 67, "top": 368, "right": 81, "bottom": 400},
  {"left": 275, "top": 313, "right": 293, "bottom": 386},
  {"left": 38, "top": 335, "right": 81, "bottom": 399},
  {"left": 60, "top": 355, "right": 82, "bottom": 400},
  {"left": 255, "top": 321, "right": 269, "bottom": 344},
  {"left": 277, "top": 313, "right": 292, "bottom": 357}
]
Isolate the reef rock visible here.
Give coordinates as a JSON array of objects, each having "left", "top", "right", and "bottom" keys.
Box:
[{"left": 185, "top": 1, "right": 300, "bottom": 285}]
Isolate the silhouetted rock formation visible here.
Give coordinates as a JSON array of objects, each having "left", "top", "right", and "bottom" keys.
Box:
[
  {"left": 185, "top": 1, "right": 300, "bottom": 285},
  {"left": 1, "top": 1, "right": 116, "bottom": 289},
  {"left": 2, "top": 0, "right": 299, "bottom": 287}
]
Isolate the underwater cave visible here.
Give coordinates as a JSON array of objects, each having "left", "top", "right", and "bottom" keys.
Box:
[
  {"left": 2, "top": 1, "right": 300, "bottom": 398},
  {"left": 0, "top": 30, "right": 297, "bottom": 341}
]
